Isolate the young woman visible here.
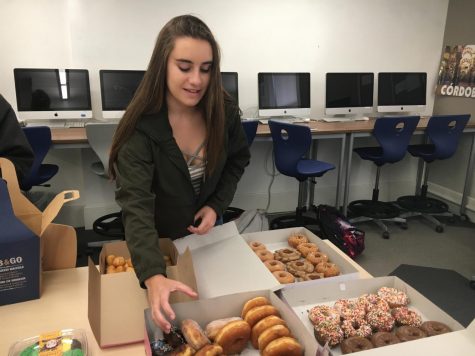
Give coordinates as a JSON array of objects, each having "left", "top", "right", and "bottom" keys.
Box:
[{"left": 109, "top": 15, "right": 250, "bottom": 332}]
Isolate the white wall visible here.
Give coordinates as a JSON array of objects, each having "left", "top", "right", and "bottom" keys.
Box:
[{"left": 0, "top": 0, "right": 452, "bottom": 226}]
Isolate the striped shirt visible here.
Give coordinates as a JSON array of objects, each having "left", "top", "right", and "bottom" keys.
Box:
[{"left": 183, "top": 142, "right": 206, "bottom": 196}]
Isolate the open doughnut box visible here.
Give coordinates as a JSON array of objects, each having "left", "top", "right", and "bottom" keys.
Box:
[{"left": 280, "top": 276, "right": 473, "bottom": 355}]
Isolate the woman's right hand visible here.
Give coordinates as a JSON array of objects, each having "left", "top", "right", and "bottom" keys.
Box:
[{"left": 144, "top": 274, "right": 198, "bottom": 333}]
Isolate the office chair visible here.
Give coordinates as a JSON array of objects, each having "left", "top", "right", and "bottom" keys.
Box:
[
  {"left": 268, "top": 120, "right": 335, "bottom": 231},
  {"left": 20, "top": 126, "right": 59, "bottom": 191},
  {"left": 397, "top": 114, "right": 470, "bottom": 232},
  {"left": 348, "top": 116, "right": 420, "bottom": 239}
]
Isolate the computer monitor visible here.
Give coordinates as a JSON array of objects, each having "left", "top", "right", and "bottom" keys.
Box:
[
  {"left": 221, "top": 72, "right": 239, "bottom": 106},
  {"left": 100, "top": 69, "right": 145, "bottom": 119},
  {"left": 13, "top": 68, "right": 92, "bottom": 121},
  {"left": 258, "top": 72, "right": 311, "bottom": 117},
  {"left": 325, "top": 73, "right": 374, "bottom": 115},
  {"left": 377, "top": 72, "right": 427, "bottom": 113}
]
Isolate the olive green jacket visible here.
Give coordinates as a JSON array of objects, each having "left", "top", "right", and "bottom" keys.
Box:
[{"left": 115, "top": 104, "right": 250, "bottom": 286}]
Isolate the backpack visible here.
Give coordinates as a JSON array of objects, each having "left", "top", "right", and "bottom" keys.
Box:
[{"left": 316, "top": 204, "right": 365, "bottom": 259}]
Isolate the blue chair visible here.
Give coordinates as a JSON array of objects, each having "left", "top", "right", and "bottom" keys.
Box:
[
  {"left": 20, "top": 126, "right": 59, "bottom": 191},
  {"left": 268, "top": 120, "right": 335, "bottom": 230},
  {"left": 348, "top": 116, "right": 420, "bottom": 239},
  {"left": 397, "top": 114, "right": 470, "bottom": 232},
  {"left": 242, "top": 120, "right": 258, "bottom": 146}
]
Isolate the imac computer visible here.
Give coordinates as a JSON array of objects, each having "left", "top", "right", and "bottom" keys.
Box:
[
  {"left": 325, "top": 72, "right": 374, "bottom": 116},
  {"left": 100, "top": 69, "right": 145, "bottom": 119},
  {"left": 258, "top": 72, "right": 310, "bottom": 117},
  {"left": 14, "top": 68, "right": 92, "bottom": 121},
  {"left": 221, "top": 72, "right": 239, "bottom": 106},
  {"left": 377, "top": 72, "right": 427, "bottom": 113}
]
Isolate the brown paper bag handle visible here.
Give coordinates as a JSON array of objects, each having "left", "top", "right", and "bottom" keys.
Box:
[{"left": 42, "top": 190, "right": 80, "bottom": 231}]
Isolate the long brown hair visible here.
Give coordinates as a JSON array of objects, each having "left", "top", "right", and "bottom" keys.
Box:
[{"left": 109, "top": 14, "right": 225, "bottom": 179}]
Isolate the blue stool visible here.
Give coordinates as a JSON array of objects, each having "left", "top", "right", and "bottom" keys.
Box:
[
  {"left": 397, "top": 114, "right": 470, "bottom": 232},
  {"left": 268, "top": 120, "right": 335, "bottom": 230},
  {"left": 348, "top": 116, "right": 420, "bottom": 239}
]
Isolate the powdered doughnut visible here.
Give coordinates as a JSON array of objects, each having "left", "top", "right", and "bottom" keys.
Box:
[
  {"left": 257, "top": 324, "right": 291, "bottom": 352},
  {"left": 366, "top": 309, "right": 395, "bottom": 332},
  {"left": 391, "top": 307, "right": 422, "bottom": 327},
  {"left": 419, "top": 321, "right": 452, "bottom": 336},
  {"left": 308, "top": 305, "right": 340, "bottom": 325},
  {"left": 377, "top": 287, "right": 409, "bottom": 308},
  {"left": 314, "top": 320, "right": 344, "bottom": 347},
  {"left": 341, "top": 319, "right": 373, "bottom": 338},
  {"left": 272, "top": 270, "right": 295, "bottom": 284},
  {"left": 296, "top": 242, "right": 318, "bottom": 257},
  {"left": 306, "top": 251, "right": 329, "bottom": 265},
  {"left": 340, "top": 336, "right": 373, "bottom": 354},
  {"left": 205, "top": 317, "right": 242, "bottom": 340},
  {"left": 371, "top": 331, "right": 401, "bottom": 347},
  {"left": 302, "top": 272, "right": 325, "bottom": 281},
  {"left": 286, "top": 260, "right": 314, "bottom": 278},
  {"left": 195, "top": 344, "right": 224, "bottom": 356},
  {"left": 264, "top": 260, "right": 286, "bottom": 272},
  {"left": 244, "top": 305, "right": 281, "bottom": 328},
  {"left": 274, "top": 248, "right": 301, "bottom": 262},
  {"left": 256, "top": 249, "right": 275, "bottom": 262},
  {"left": 214, "top": 320, "right": 251, "bottom": 355},
  {"left": 249, "top": 241, "right": 266, "bottom": 251},
  {"left": 181, "top": 319, "right": 211, "bottom": 350},
  {"left": 241, "top": 296, "right": 270, "bottom": 319},
  {"left": 262, "top": 336, "right": 303, "bottom": 356},
  {"left": 334, "top": 299, "right": 365, "bottom": 321},
  {"left": 251, "top": 315, "right": 287, "bottom": 348},
  {"left": 315, "top": 262, "right": 340, "bottom": 277},
  {"left": 288, "top": 233, "right": 308, "bottom": 248},
  {"left": 395, "top": 325, "right": 427, "bottom": 342}
]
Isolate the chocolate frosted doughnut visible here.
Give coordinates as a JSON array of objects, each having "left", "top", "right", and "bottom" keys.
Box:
[
  {"left": 419, "top": 321, "right": 452, "bottom": 336},
  {"left": 340, "top": 336, "right": 373, "bottom": 354},
  {"left": 313, "top": 320, "right": 344, "bottom": 347},
  {"left": 371, "top": 331, "right": 400, "bottom": 347},
  {"left": 395, "top": 325, "right": 427, "bottom": 342}
]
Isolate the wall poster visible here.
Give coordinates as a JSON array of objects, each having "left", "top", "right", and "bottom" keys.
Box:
[{"left": 436, "top": 44, "right": 475, "bottom": 98}]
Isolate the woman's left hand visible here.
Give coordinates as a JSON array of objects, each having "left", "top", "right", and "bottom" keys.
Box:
[{"left": 187, "top": 205, "right": 217, "bottom": 235}]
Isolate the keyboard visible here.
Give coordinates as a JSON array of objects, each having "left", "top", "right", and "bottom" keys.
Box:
[
  {"left": 65, "top": 121, "right": 86, "bottom": 128},
  {"left": 321, "top": 116, "right": 369, "bottom": 122},
  {"left": 26, "top": 121, "right": 65, "bottom": 128},
  {"left": 258, "top": 117, "right": 310, "bottom": 125}
]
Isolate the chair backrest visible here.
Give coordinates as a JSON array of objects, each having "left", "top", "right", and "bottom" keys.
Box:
[
  {"left": 21, "top": 126, "right": 53, "bottom": 189},
  {"left": 426, "top": 114, "right": 470, "bottom": 160},
  {"left": 85, "top": 122, "right": 118, "bottom": 177},
  {"left": 373, "top": 116, "right": 420, "bottom": 164},
  {"left": 242, "top": 120, "right": 258, "bottom": 146},
  {"left": 268, "top": 120, "right": 312, "bottom": 177}
]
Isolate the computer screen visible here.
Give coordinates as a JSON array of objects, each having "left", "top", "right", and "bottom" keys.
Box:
[
  {"left": 100, "top": 70, "right": 145, "bottom": 119},
  {"left": 14, "top": 68, "right": 92, "bottom": 120},
  {"left": 325, "top": 73, "right": 374, "bottom": 115},
  {"left": 258, "top": 72, "right": 311, "bottom": 117},
  {"left": 221, "top": 72, "right": 239, "bottom": 106},
  {"left": 377, "top": 72, "right": 427, "bottom": 113}
]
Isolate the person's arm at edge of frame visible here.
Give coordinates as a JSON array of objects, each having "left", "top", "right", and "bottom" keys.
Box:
[{"left": 115, "top": 131, "right": 197, "bottom": 333}]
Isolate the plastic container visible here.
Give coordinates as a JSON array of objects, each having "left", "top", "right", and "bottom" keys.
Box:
[{"left": 8, "top": 328, "right": 88, "bottom": 356}]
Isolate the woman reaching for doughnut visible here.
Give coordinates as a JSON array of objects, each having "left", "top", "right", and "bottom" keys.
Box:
[{"left": 109, "top": 15, "right": 250, "bottom": 333}]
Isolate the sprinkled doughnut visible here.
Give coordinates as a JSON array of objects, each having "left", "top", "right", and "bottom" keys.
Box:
[
  {"left": 308, "top": 305, "right": 340, "bottom": 325},
  {"left": 391, "top": 307, "right": 422, "bottom": 327},
  {"left": 366, "top": 309, "right": 395, "bottom": 332},
  {"left": 419, "top": 321, "right": 452, "bottom": 336},
  {"left": 302, "top": 272, "right": 325, "bottom": 281},
  {"left": 255, "top": 249, "right": 275, "bottom": 262},
  {"left": 371, "top": 331, "right": 401, "bottom": 347},
  {"left": 274, "top": 248, "right": 301, "bottom": 262},
  {"left": 395, "top": 325, "right": 427, "bottom": 342},
  {"left": 341, "top": 319, "right": 373, "bottom": 338},
  {"left": 334, "top": 299, "right": 365, "bottom": 321},
  {"left": 315, "top": 262, "right": 340, "bottom": 277},
  {"left": 264, "top": 259, "right": 286, "bottom": 272},
  {"left": 249, "top": 241, "right": 266, "bottom": 251},
  {"left": 286, "top": 260, "right": 314, "bottom": 278},
  {"left": 377, "top": 287, "right": 409, "bottom": 308},
  {"left": 313, "top": 320, "right": 344, "bottom": 347},
  {"left": 272, "top": 270, "right": 295, "bottom": 284},
  {"left": 358, "top": 294, "right": 390, "bottom": 313},
  {"left": 288, "top": 233, "right": 308, "bottom": 248},
  {"left": 296, "top": 242, "right": 319, "bottom": 257},
  {"left": 306, "top": 251, "right": 329, "bottom": 265},
  {"left": 340, "top": 336, "right": 373, "bottom": 354}
]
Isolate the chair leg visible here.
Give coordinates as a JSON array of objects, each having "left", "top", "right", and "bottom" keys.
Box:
[{"left": 373, "top": 219, "right": 390, "bottom": 239}]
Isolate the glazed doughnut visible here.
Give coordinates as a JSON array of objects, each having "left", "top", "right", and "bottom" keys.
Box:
[
  {"left": 251, "top": 315, "right": 287, "bottom": 348},
  {"left": 262, "top": 336, "right": 303, "bottom": 356},
  {"left": 288, "top": 233, "right": 308, "bottom": 248},
  {"left": 296, "top": 242, "right": 318, "bottom": 257},
  {"left": 370, "top": 331, "right": 401, "bottom": 347},
  {"left": 419, "top": 321, "right": 452, "bottom": 336},
  {"left": 308, "top": 305, "right": 340, "bottom": 325},
  {"left": 214, "top": 320, "right": 251, "bottom": 355},
  {"left": 272, "top": 270, "right": 295, "bottom": 284},
  {"left": 341, "top": 319, "right": 373, "bottom": 338},
  {"left": 241, "top": 296, "right": 270, "bottom": 319},
  {"left": 334, "top": 299, "right": 365, "bottom": 321},
  {"left": 340, "top": 336, "right": 373, "bottom": 354},
  {"left": 274, "top": 248, "right": 301, "bottom": 262},
  {"left": 181, "top": 319, "right": 210, "bottom": 350},
  {"left": 302, "top": 272, "right": 325, "bottom": 281},
  {"left": 286, "top": 260, "right": 314, "bottom": 278},
  {"left": 264, "top": 260, "right": 286, "bottom": 272},
  {"left": 257, "top": 324, "right": 291, "bottom": 352},
  {"left": 244, "top": 305, "right": 281, "bottom": 328},
  {"left": 256, "top": 249, "right": 275, "bottom": 262},
  {"left": 204, "top": 317, "right": 242, "bottom": 340},
  {"left": 195, "top": 344, "right": 224, "bottom": 356},
  {"left": 366, "top": 309, "right": 395, "bottom": 332},
  {"left": 377, "top": 287, "right": 409, "bottom": 308},
  {"left": 169, "top": 344, "right": 195, "bottom": 356},
  {"left": 391, "top": 307, "right": 422, "bottom": 327},
  {"left": 306, "top": 251, "right": 329, "bottom": 265},
  {"left": 395, "top": 325, "right": 427, "bottom": 342},
  {"left": 314, "top": 320, "right": 344, "bottom": 347},
  {"left": 249, "top": 240, "right": 266, "bottom": 251},
  {"left": 315, "top": 262, "right": 340, "bottom": 277}
]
